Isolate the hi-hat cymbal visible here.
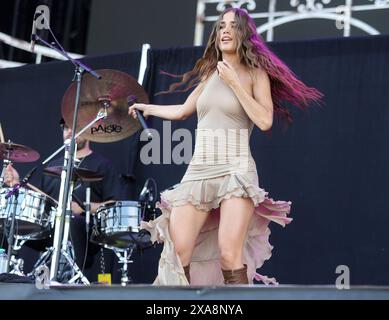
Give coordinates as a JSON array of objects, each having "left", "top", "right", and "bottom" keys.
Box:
[
  {"left": 0, "top": 142, "right": 40, "bottom": 163},
  {"left": 61, "top": 69, "right": 149, "bottom": 143},
  {"left": 44, "top": 166, "right": 104, "bottom": 182}
]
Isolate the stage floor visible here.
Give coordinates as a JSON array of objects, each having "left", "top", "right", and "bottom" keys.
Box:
[{"left": 1, "top": 283, "right": 388, "bottom": 300}]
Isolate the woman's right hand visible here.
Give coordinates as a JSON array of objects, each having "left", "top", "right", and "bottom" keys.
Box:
[{"left": 128, "top": 103, "right": 151, "bottom": 120}]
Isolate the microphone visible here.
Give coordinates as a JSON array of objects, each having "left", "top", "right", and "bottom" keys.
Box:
[
  {"left": 30, "top": 19, "right": 37, "bottom": 52},
  {"left": 85, "top": 187, "right": 91, "bottom": 233},
  {"left": 22, "top": 166, "right": 37, "bottom": 184},
  {"left": 128, "top": 96, "right": 153, "bottom": 140},
  {"left": 139, "top": 179, "right": 149, "bottom": 202}
]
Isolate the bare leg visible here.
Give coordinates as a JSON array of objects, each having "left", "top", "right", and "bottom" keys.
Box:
[
  {"left": 218, "top": 197, "right": 254, "bottom": 270},
  {"left": 169, "top": 204, "right": 210, "bottom": 267}
]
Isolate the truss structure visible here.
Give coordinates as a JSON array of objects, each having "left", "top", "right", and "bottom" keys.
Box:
[{"left": 194, "top": 0, "right": 389, "bottom": 44}]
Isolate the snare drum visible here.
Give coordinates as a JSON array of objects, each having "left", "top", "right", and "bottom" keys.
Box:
[
  {"left": 0, "top": 187, "right": 55, "bottom": 239},
  {"left": 92, "top": 201, "right": 142, "bottom": 248}
]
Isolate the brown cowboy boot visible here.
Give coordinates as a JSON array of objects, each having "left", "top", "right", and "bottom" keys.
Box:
[
  {"left": 183, "top": 265, "right": 191, "bottom": 284},
  {"left": 222, "top": 264, "right": 248, "bottom": 284}
]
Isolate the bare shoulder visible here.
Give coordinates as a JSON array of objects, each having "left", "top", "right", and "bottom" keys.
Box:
[
  {"left": 250, "top": 66, "right": 270, "bottom": 83},
  {"left": 239, "top": 66, "right": 265, "bottom": 97}
]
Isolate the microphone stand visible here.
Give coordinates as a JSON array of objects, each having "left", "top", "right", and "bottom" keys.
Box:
[{"left": 31, "top": 32, "right": 101, "bottom": 282}]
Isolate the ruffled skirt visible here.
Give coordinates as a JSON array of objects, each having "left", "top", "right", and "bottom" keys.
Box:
[{"left": 140, "top": 171, "right": 292, "bottom": 286}]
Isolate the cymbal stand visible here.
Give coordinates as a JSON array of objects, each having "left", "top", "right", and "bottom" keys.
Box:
[
  {"left": 31, "top": 30, "right": 101, "bottom": 282},
  {"left": 26, "top": 110, "right": 107, "bottom": 283}
]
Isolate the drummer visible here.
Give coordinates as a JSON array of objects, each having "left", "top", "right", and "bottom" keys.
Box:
[{"left": 4, "top": 118, "right": 123, "bottom": 283}]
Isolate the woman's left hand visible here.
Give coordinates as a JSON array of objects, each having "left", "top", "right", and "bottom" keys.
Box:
[{"left": 217, "top": 60, "right": 240, "bottom": 87}]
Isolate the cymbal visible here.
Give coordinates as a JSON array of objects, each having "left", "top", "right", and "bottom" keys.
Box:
[
  {"left": 61, "top": 69, "right": 149, "bottom": 143},
  {"left": 43, "top": 166, "right": 104, "bottom": 182},
  {"left": 0, "top": 142, "right": 40, "bottom": 163}
]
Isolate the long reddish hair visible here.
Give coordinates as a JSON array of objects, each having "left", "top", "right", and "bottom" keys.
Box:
[{"left": 159, "top": 7, "right": 323, "bottom": 127}]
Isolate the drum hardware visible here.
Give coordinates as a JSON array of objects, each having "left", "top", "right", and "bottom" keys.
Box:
[
  {"left": 27, "top": 247, "right": 54, "bottom": 278},
  {"left": 50, "top": 66, "right": 148, "bottom": 282},
  {"left": 85, "top": 186, "right": 91, "bottom": 234},
  {"left": 27, "top": 242, "right": 85, "bottom": 284},
  {"left": 0, "top": 182, "right": 57, "bottom": 276},
  {"left": 81, "top": 185, "right": 91, "bottom": 274},
  {"left": 0, "top": 187, "right": 55, "bottom": 238},
  {"left": 3, "top": 166, "right": 38, "bottom": 273},
  {"left": 8, "top": 255, "right": 24, "bottom": 276},
  {"left": 3, "top": 235, "right": 28, "bottom": 276},
  {"left": 38, "top": 139, "right": 91, "bottom": 284},
  {"left": 1, "top": 12, "right": 151, "bottom": 284},
  {"left": 110, "top": 245, "right": 135, "bottom": 286},
  {"left": 32, "top": 20, "right": 103, "bottom": 282},
  {"left": 39, "top": 107, "right": 109, "bottom": 284},
  {"left": 0, "top": 138, "right": 44, "bottom": 275},
  {"left": 25, "top": 169, "right": 90, "bottom": 284},
  {"left": 60, "top": 66, "right": 149, "bottom": 285},
  {"left": 91, "top": 201, "right": 142, "bottom": 249},
  {"left": 90, "top": 199, "right": 151, "bottom": 285},
  {"left": 27, "top": 108, "right": 112, "bottom": 283}
]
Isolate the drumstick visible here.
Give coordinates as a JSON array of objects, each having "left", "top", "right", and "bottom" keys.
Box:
[
  {"left": 26, "top": 182, "right": 59, "bottom": 205},
  {"left": 0, "top": 123, "right": 5, "bottom": 143}
]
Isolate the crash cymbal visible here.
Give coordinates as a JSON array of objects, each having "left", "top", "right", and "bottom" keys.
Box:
[
  {"left": 0, "top": 142, "right": 40, "bottom": 163},
  {"left": 43, "top": 166, "right": 104, "bottom": 182},
  {"left": 61, "top": 69, "right": 149, "bottom": 143}
]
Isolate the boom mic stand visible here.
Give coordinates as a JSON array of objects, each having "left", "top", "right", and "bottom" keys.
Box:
[{"left": 31, "top": 30, "right": 101, "bottom": 283}]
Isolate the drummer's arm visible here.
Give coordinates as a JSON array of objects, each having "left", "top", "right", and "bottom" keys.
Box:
[
  {"left": 91, "top": 200, "right": 114, "bottom": 213},
  {"left": 71, "top": 201, "right": 84, "bottom": 215},
  {"left": 71, "top": 200, "right": 114, "bottom": 215}
]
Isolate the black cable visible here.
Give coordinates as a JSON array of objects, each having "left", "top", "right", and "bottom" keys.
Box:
[
  {"left": 74, "top": 176, "right": 90, "bottom": 276},
  {"left": 0, "top": 226, "right": 6, "bottom": 249}
]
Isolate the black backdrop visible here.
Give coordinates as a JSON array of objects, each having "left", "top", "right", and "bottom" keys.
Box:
[{"left": 1, "top": 34, "right": 388, "bottom": 285}]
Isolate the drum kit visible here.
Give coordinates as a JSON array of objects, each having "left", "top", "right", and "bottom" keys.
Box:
[{"left": 0, "top": 69, "right": 157, "bottom": 286}]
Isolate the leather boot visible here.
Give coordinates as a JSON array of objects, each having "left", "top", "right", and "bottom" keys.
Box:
[
  {"left": 222, "top": 264, "right": 248, "bottom": 284},
  {"left": 183, "top": 265, "right": 191, "bottom": 284}
]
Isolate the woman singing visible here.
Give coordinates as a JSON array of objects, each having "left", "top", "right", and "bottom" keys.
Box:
[{"left": 129, "top": 8, "right": 322, "bottom": 285}]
